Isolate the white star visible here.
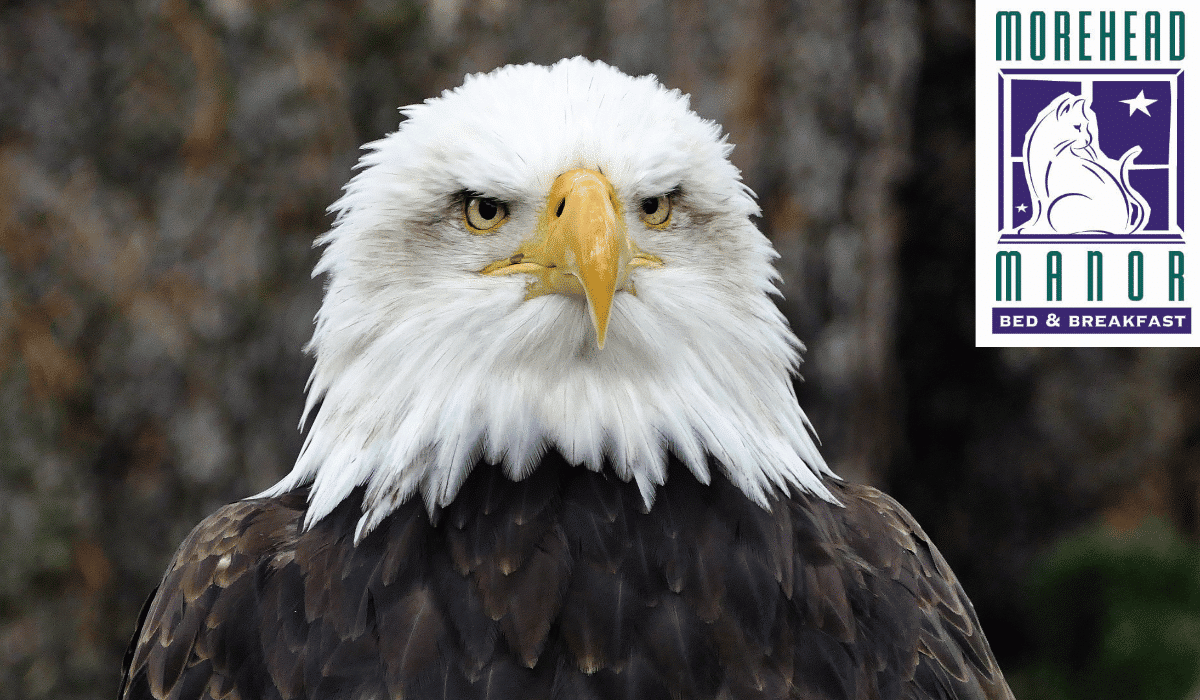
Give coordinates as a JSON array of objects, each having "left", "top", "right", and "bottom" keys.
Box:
[
  {"left": 1120, "top": 90, "right": 1157, "bottom": 117},
  {"left": 1016, "top": 203, "right": 1028, "bottom": 213}
]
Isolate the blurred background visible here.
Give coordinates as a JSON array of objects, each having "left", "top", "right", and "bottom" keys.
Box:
[{"left": 1, "top": 0, "right": 1198, "bottom": 698}]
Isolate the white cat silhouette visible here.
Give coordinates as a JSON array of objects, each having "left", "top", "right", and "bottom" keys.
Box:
[{"left": 1019, "top": 93, "right": 1149, "bottom": 235}]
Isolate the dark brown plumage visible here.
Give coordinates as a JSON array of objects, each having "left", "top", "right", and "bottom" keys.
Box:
[{"left": 120, "top": 452, "right": 1013, "bottom": 700}]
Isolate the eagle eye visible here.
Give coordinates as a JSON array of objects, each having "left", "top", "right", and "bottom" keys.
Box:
[
  {"left": 464, "top": 196, "right": 509, "bottom": 233},
  {"left": 638, "top": 195, "right": 671, "bottom": 227}
]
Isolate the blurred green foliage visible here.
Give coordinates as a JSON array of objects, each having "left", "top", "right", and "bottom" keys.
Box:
[{"left": 1012, "top": 519, "right": 1200, "bottom": 700}]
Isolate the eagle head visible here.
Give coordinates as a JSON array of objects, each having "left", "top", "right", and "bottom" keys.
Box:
[{"left": 264, "top": 57, "right": 835, "bottom": 538}]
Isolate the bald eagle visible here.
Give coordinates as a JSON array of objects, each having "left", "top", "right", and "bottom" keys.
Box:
[{"left": 120, "top": 58, "right": 1013, "bottom": 700}]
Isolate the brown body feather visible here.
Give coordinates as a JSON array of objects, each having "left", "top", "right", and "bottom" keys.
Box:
[{"left": 120, "top": 453, "right": 1013, "bottom": 700}]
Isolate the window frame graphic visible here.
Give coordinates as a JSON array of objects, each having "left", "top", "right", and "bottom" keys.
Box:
[{"left": 997, "top": 68, "right": 1184, "bottom": 242}]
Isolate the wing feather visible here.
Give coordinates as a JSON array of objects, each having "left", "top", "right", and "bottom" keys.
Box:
[
  {"left": 826, "top": 482, "right": 1014, "bottom": 700},
  {"left": 122, "top": 494, "right": 306, "bottom": 700},
  {"left": 121, "top": 457, "right": 1012, "bottom": 700}
]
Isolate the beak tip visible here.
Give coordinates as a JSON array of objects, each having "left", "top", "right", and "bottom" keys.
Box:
[{"left": 592, "top": 315, "right": 609, "bottom": 350}]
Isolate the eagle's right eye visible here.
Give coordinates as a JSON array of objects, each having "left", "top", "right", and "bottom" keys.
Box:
[{"left": 464, "top": 196, "right": 509, "bottom": 232}]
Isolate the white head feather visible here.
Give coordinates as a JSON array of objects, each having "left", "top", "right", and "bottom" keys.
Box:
[{"left": 261, "top": 57, "right": 837, "bottom": 539}]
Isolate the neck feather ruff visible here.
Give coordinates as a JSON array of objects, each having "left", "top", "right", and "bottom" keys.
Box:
[{"left": 259, "top": 58, "right": 837, "bottom": 540}]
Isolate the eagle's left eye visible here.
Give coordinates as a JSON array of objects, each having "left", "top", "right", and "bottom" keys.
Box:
[
  {"left": 639, "top": 195, "right": 671, "bottom": 227},
  {"left": 464, "top": 196, "right": 509, "bottom": 232}
]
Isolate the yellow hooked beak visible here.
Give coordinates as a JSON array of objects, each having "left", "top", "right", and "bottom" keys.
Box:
[{"left": 480, "top": 169, "right": 662, "bottom": 349}]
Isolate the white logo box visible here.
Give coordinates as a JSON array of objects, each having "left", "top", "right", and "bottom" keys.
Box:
[{"left": 975, "top": 2, "right": 1196, "bottom": 346}]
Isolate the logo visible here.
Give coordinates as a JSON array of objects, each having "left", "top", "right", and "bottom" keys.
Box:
[
  {"left": 976, "top": 4, "right": 1196, "bottom": 346},
  {"left": 1002, "top": 71, "right": 1177, "bottom": 239}
]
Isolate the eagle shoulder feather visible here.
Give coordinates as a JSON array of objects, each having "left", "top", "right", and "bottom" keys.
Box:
[{"left": 121, "top": 455, "right": 1011, "bottom": 700}]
